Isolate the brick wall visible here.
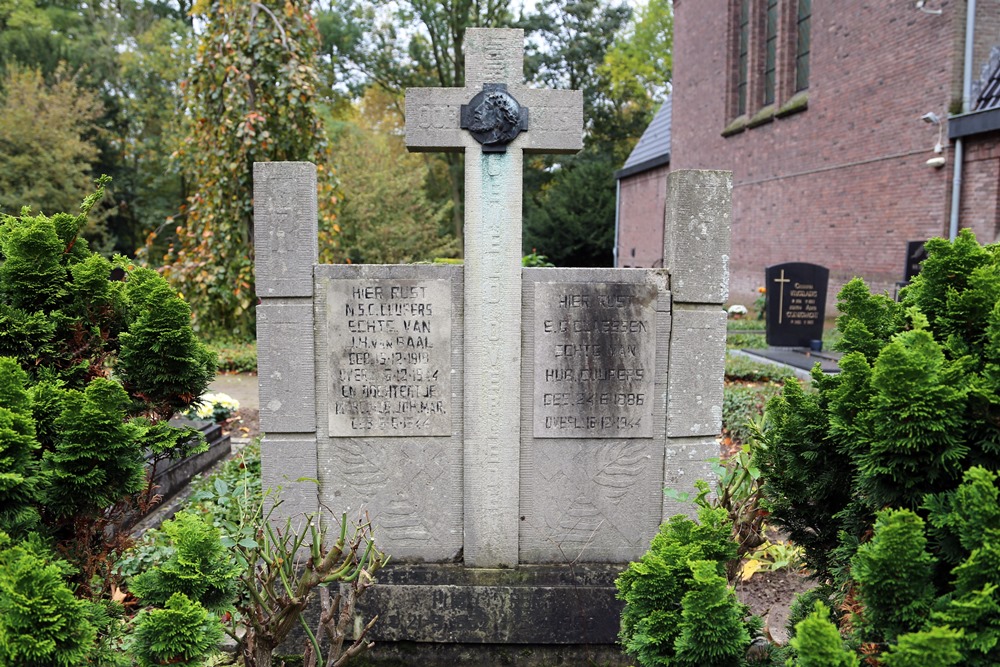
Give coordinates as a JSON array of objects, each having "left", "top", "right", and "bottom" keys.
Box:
[
  {"left": 962, "top": 132, "right": 1000, "bottom": 241},
  {"left": 669, "top": 0, "right": 964, "bottom": 310},
  {"left": 618, "top": 165, "right": 669, "bottom": 268}
]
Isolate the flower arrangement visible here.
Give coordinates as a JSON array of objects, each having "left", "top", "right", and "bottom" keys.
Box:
[
  {"left": 727, "top": 304, "right": 748, "bottom": 318},
  {"left": 183, "top": 392, "right": 240, "bottom": 423},
  {"left": 754, "top": 286, "right": 766, "bottom": 320}
]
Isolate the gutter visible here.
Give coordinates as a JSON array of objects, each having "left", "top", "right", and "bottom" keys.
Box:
[{"left": 949, "top": 0, "right": 976, "bottom": 241}]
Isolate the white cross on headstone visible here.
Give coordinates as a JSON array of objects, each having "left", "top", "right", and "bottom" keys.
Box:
[
  {"left": 773, "top": 269, "right": 791, "bottom": 325},
  {"left": 405, "top": 28, "right": 583, "bottom": 568}
]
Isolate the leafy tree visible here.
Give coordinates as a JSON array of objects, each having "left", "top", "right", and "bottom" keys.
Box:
[
  {"left": 0, "top": 66, "right": 103, "bottom": 226},
  {"left": 160, "top": 0, "right": 339, "bottom": 339},
  {"left": 520, "top": 0, "right": 657, "bottom": 266},
  {"left": 601, "top": 0, "right": 673, "bottom": 104},
  {"left": 0, "top": 1, "right": 195, "bottom": 256},
  {"left": 317, "top": 0, "right": 514, "bottom": 248},
  {"left": 522, "top": 147, "right": 618, "bottom": 266},
  {"left": 326, "top": 90, "right": 458, "bottom": 264}
]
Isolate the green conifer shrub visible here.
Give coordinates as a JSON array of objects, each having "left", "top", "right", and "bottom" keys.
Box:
[
  {"left": 0, "top": 358, "right": 41, "bottom": 534},
  {"left": 879, "top": 627, "right": 964, "bottom": 667},
  {"left": 130, "top": 592, "right": 223, "bottom": 667},
  {"left": 850, "top": 509, "right": 936, "bottom": 642},
  {"left": 0, "top": 532, "right": 96, "bottom": 667},
  {"left": 751, "top": 230, "right": 1000, "bottom": 663},
  {"left": 616, "top": 500, "right": 754, "bottom": 667},
  {"left": 787, "top": 602, "right": 859, "bottom": 667},
  {"left": 0, "top": 182, "right": 218, "bottom": 660},
  {"left": 672, "top": 560, "right": 749, "bottom": 666},
  {"left": 129, "top": 512, "right": 238, "bottom": 613}
]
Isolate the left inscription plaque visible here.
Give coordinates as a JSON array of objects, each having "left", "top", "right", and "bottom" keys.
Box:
[{"left": 328, "top": 279, "right": 452, "bottom": 437}]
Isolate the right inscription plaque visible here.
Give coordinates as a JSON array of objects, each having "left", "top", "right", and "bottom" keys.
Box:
[{"left": 534, "top": 282, "right": 656, "bottom": 439}]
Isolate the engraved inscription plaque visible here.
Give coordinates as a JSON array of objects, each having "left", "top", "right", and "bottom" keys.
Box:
[
  {"left": 328, "top": 279, "right": 451, "bottom": 437},
  {"left": 534, "top": 282, "right": 656, "bottom": 438}
]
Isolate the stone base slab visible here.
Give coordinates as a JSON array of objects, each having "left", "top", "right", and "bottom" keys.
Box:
[
  {"left": 353, "top": 564, "right": 625, "bottom": 645},
  {"left": 344, "top": 641, "right": 631, "bottom": 666}
]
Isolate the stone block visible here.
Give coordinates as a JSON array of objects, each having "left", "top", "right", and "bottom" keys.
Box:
[
  {"left": 261, "top": 435, "right": 319, "bottom": 521},
  {"left": 404, "top": 87, "right": 471, "bottom": 153},
  {"left": 663, "top": 169, "right": 732, "bottom": 305},
  {"left": 314, "top": 265, "right": 464, "bottom": 563},
  {"left": 353, "top": 564, "right": 623, "bottom": 644},
  {"left": 257, "top": 302, "right": 316, "bottom": 433},
  {"left": 520, "top": 268, "right": 669, "bottom": 563},
  {"left": 517, "top": 88, "right": 585, "bottom": 154},
  {"left": 666, "top": 308, "right": 726, "bottom": 438},
  {"left": 253, "top": 162, "right": 318, "bottom": 298},
  {"left": 662, "top": 437, "right": 720, "bottom": 520}
]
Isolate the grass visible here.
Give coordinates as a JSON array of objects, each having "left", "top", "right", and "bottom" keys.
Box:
[{"left": 207, "top": 339, "right": 257, "bottom": 374}]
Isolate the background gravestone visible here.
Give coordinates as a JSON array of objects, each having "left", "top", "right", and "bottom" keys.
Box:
[
  {"left": 904, "top": 240, "right": 929, "bottom": 283},
  {"left": 765, "top": 262, "right": 829, "bottom": 347}
]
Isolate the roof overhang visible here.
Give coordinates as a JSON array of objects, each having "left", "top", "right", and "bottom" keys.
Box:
[
  {"left": 948, "top": 107, "right": 1000, "bottom": 139},
  {"left": 614, "top": 153, "right": 671, "bottom": 181}
]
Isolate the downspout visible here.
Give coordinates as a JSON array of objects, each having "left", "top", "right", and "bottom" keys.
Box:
[
  {"left": 613, "top": 178, "right": 621, "bottom": 267},
  {"left": 949, "top": 0, "right": 976, "bottom": 240}
]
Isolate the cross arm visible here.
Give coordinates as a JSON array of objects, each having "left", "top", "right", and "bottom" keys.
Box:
[{"left": 405, "top": 87, "right": 471, "bottom": 153}]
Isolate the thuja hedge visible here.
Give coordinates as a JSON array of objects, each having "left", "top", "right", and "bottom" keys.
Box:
[
  {"left": 0, "top": 181, "right": 217, "bottom": 665},
  {"left": 754, "top": 230, "right": 1000, "bottom": 665}
]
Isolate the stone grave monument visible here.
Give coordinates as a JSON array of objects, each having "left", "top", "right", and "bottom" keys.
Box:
[
  {"left": 765, "top": 261, "right": 829, "bottom": 348},
  {"left": 254, "top": 28, "right": 731, "bottom": 665}
]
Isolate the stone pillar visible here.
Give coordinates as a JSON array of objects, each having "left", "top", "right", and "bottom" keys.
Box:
[
  {"left": 253, "top": 161, "right": 320, "bottom": 523},
  {"left": 662, "top": 169, "right": 732, "bottom": 519}
]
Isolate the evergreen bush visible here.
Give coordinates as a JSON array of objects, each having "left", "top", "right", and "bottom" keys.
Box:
[
  {"left": 0, "top": 532, "right": 96, "bottom": 667},
  {"left": 130, "top": 592, "right": 223, "bottom": 667},
  {"left": 787, "top": 602, "right": 858, "bottom": 667},
  {"left": 751, "top": 230, "right": 1000, "bottom": 663},
  {"left": 616, "top": 502, "right": 755, "bottom": 667},
  {"left": 0, "top": 182, "right": 217, "bottom": 661}
]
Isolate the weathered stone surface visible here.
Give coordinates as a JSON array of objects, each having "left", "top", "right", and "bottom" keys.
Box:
[
  {"left": 663, "top": 169, "right": 732, "bottom": 305},
  {"left": 261, "top": 435, "right": 318, "bottom": 519},
  {"left": 404, "top": 28, "right": 584, "bottom": 569},
  {"left": 257, "top": 302, "right": 316, "bottom": 433},
  {"left": 666, "top": 307, "right": 727, "bottom": 438},
  {"left": 532, "top": 281, "right": 656, "bottom": 439},
  {"left": 325, "top": 278, "right": 452, "bottom": 437},
  {"left": 314, "top": 265, "right": 464, "bottom": 563},
  {"left": 463, "top": 149, "right": 522, "bottom": 568},
  {"left": 352, "top": 564, "right": 623, "bottom": 644},
  {"left": 662, "top": 436, "right": 720, "bottom": 520},
  {"left": 404, "top": 30, "right": 582, "bottom": 155},
  {"left": 253, "top": 162, "right": 318, "bottom": 298},
  {"left": 520, "top": 269, "right": 670, "bottom": 564}
]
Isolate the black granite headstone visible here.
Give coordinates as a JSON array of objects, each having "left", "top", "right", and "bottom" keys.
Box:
[
  {"left": 903, "top": 240, "right": 929, "bottom": 283},
  {"left": 765, "top": 262, "right": 829, "bottom": 347}
]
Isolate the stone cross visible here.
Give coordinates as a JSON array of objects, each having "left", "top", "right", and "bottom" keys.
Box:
[{"left": 404, "top": 28, "right": 583, "bottom": 568}]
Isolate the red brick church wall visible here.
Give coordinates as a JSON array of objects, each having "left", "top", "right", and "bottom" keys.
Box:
[{"left": 670, "top": 0, "right": 961, "bottom": 310}]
